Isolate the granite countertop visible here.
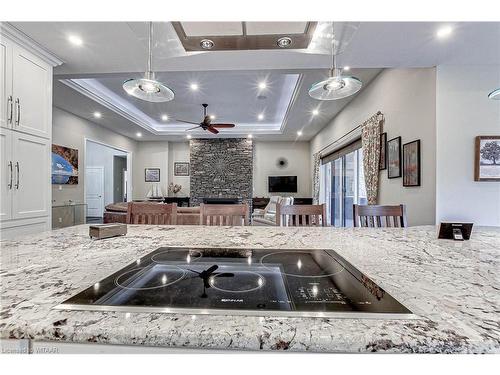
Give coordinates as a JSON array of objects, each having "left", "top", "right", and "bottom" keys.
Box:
[{"left": 1, "top": 225, "right": 499, "bottom": 353}]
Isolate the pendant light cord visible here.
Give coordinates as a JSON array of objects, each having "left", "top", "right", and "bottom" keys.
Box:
[
  {"left": 330, "top": 21, "right": 337, "bottom": 77},
  {"left": 147, "top": 22, "right": 153, "bottom": 79}
]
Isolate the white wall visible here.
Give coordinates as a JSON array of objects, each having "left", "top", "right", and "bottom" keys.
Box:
[
  {"left": 85, "top": 141, "right": 127, "bottom": 207},
  {"left": 311, "top": 68, "right": 437, "bottom": 226},
  {"left": 52, "top": 107, "right": 137, "bottom": 205},
  {"left": 133, "top": 141, "right": 169, "bottom": 199},
  {"left": 168, "top": 142, "right": 190, "bottom": 197},
  {"left": 436, "top": 65, "right": 500, "bottom": 226},
  {"left": 253, "top": 141, "right": 312, "bottom": 197}
]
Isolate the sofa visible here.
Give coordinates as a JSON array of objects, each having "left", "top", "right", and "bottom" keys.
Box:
[{"left": 103, "top": 202, "right": 201, "bottom": 225}]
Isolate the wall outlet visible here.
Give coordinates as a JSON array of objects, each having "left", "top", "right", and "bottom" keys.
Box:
[
  {"left": 58, "top": 185, "right": 62, "bottom": 191},
  {"left": 58, "top": 217, "right": 62, "bottom": 223}
]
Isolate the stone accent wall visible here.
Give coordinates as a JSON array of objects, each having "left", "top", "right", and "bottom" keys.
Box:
[{"left": 190, "top": 139, "right": 253, "bottom": 208}]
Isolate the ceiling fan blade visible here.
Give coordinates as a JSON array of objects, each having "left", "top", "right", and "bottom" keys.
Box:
[
  {"left": 211, "top": 123, "right": 235, "bottom": 128},
  {"left": 185, "top": 126, "right": 200, "bottom": 131},
  {"left": 207, "top": 126, "right": 219, "bottom": 134},
  {"left": 177, "top": 119, "right": 201, "bottom": 126}
]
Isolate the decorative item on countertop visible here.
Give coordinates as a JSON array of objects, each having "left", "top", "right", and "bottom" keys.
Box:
[
  {"left": 89, "top": 224, "right": 127, "bottom": 240},
  {"left": 168, "top": 183, "right": 182, "bottom": 197}
]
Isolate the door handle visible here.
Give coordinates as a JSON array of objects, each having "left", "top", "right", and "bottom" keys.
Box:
[
  {"left": 15, "top": 162, "right": 19, "bottom": 189},
  {"left": 7, "top": 96, "right": 13, "bottom": 125},
  {"left": 8, "top": 161, "right": 13, "bottom": 189},
  {"left": 15, "top": 98, "right": 20, "bottom": 126}
]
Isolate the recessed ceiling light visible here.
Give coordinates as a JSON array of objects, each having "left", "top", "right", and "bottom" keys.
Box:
[
  {"left": 277, "top": 37, "right": 292, "bottom": 48},
  {"left": 93, "top": 111, "right": 101, "bottom": 118},
  {"left": 186, "top": 134, "right": 192, "bottom": 139},
  {"left": 258, "top": 81, "right": 267, "bottom": 90},
  {"left": 68, "top": 34, "right": 83, "bottom": 46},
  {"left": 437, "top": 25, "right": 453, "bottom": 39},
  {"left": 200, "top": 39, "right": 214, "bottom": 49},
  {"left": 247, "top": 134, "right": 253, "bottom": 139},
  {"left": 343, "top": 66, "right": 350, "bottom": 71},
  {"left": 257, "top": 113, "right": 264, "bottom": 121},
  {"left": 312, "top": 109, "right": 319, "bottom": 116},
  {"left": 161, "top": 114, "right": 168, "bottom": 121},
  {"left": 209, "top": 115, "right": 215, "bottom": 120},
  {"left": 297, "top": 131, "right": 303, "bottom": 136},
  {"left": 136, "top": 132, "right": 142, "bottom": 137},
  {"left": 190, "top": 83, "right": 199, "bottom": 91}
]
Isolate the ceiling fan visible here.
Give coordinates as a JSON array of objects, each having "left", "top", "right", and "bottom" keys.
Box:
[{"left": 177, "top": 104, "right": 235, "bottom": 134}]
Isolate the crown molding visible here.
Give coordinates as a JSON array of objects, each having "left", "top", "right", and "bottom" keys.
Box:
[
  {"left": 0, "top": 22, "right": 64, "bottom": 67},
  {"left": 59, "top": 79, "right": 160, "bottom": 135}
]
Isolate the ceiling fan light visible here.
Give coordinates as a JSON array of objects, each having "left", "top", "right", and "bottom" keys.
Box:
[
  {"left": 488, "top": 88, "right": 500, "bottom": 100},
  {"left": 309, "top": 75, "right": 362, "bottom": 100},
  {"left": 123, "top": 78, "right": 174, "bottom": 102}
]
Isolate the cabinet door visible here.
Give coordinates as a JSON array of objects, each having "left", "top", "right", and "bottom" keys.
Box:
[
  {"left": 0, "top": 127, "right": 13, "bottom": 221},
  {"left": 12, "top": 45, "right": 51, "bottom": 138},
  {"left": 12, "top": 132, "right": 50, "bottom": 219},
  {"left": 0, "top": 37, "right": 13, "bottom": 130}
]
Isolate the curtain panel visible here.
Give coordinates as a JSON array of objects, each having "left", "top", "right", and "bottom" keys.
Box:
[
  {"left": 361, "top": 112, "right": 384, "bottom": 204},
  {"left": 312, "top": 152, "right": 321, "bottom": 204}
]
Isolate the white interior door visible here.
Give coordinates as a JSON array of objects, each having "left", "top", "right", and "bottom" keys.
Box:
[
  {"left": 0, "top": 128, "right": 13, "bottom": 221},
  {"left": 12, "top": 45, "right": 50, "bottom": 138},
  {"left": 86, "top": 167, "right": 104, "bottom": 218},
  {"left": 12, "top": 132, "right": 50, "bottom": 219}
]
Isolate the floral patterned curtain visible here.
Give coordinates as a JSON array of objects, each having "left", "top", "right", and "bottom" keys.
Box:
[
  {"left": 312, "top": 152, "right": 321, "bottom": 204},
  {"left": 361, "top": 112, "right": 384, "bottom": 204}
]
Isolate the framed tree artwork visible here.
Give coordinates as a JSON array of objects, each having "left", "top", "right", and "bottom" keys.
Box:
[
  {"left": 379, "top": 132, "right": 387, "bottom": 170},
  {"left": 145, "top": 168, "right": 160, "bottom": 182},
  {"left": 387, "top": 136, "right": 402, "bottom": 178},
  {"left": 403, "top": 140, "right": 421, "bottom": 187},
  {"left": 475, "top": 136, "right": 500, "bottom": 181}
]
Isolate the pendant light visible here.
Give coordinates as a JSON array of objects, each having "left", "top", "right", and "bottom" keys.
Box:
[
  {"left": 309, "top": 22, "right": 362, "bottom": 101},
  {"left": 488, "top": 88, "right": 500, "bottom": 100},
  {"left": 123, "top": 22, "right": 174, "bottom": 102}
]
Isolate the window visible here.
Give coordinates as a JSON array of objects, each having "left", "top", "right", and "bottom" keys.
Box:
[{"left": 319, "top": 142, "right": 367, "bottom": 227}]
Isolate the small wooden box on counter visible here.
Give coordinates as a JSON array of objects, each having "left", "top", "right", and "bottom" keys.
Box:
[{"left": 89, "top": 224, "right": 127, "bottom": 239}]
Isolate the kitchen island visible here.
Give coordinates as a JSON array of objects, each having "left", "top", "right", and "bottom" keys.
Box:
[{"left": 1, "top": 225, "right": 499, "bottom": 353}]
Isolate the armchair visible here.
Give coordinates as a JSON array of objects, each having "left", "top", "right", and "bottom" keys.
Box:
[{"left": 252, "top": 196, "right": 294, "bottom": 226}]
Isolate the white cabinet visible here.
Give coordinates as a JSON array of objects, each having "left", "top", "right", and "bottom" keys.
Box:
[
  {"left": 0, "top": 31, "right": 54, "bottom": 239},
  {"left": 0, "top": 127, "right": 13, "bottom": 221},
  {"left": 1, "top": 38, "right": 51, "bottom": 138},
  {"left": 12, "top": 45, "right": 51, "bottom": 138}
]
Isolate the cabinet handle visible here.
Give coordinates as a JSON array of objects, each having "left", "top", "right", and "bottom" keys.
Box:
[
  {"left": 8, "top": 161, "right": 13, "bottom": 189},
  {"left": 15, "top": 98, "right": 20, "bottom": 126},
  {"left": 15, "top": 162, "right": 19, "bottom": 189},
  {"left": 7, "top": 96, "right": 13, "bottom": 124}
]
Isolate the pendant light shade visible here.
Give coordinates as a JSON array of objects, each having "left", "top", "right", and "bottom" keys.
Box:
[
  {"left": 309, "top": 22, "right": 362, "bottom": 101},
  {"left": 123, "top": 22, "right": 174, "bottom": 102},
  {"left": 488, "top": 88, "right": 500, "bottom": 100},
  {"left": 309, "top": 75, "right": 362, "bottom": 100}
]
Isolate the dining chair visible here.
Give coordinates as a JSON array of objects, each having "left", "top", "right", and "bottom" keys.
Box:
[
  {"left": 353, "top": 204, "right": 408, "bottom": 228},
  {"left": 200, "top": 203, "right": 249, "bottom": 226},
  {"left": 126, "top": 202, "right": 177, "bottom": 225},
  {"left": 276, "top": 204, "right": 327, "bottom": 227}
]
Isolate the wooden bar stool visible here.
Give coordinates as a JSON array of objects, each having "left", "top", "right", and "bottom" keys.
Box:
[
  {"left": 126, "top": 202, "right": 177, "bottom": 225},
  {"left": 200, "top": 203, "right": 249, "bottom": 226},
  {"left": 353, "top": 204, "right": 408, "bottom": 228},
  {"left": 276, "top": 204, "right": 327, "bottom": 227}
]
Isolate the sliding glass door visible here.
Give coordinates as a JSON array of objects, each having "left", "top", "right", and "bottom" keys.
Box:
[{"left": 320, "top": 145, "right": 367, "bottom": 227}]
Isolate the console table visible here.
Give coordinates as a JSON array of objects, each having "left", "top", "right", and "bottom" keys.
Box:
[
  {"left": 163, "top": 197, "right": 190, "bottom": 207},
  {"left": 52, "top": 203, "right": 87, "bottom": 229}
]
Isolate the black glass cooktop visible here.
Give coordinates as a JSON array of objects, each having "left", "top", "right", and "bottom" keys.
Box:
[{"left": 55, "top": 247, "right": 413, "bottom": 318}]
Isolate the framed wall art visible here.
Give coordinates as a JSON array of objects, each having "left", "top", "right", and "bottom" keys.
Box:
[
  {"left": 145, "top": 168, "right": 160, "bottom": 182},
  {"left": 51, "top": 144, "right": 79, "bottom": 185},
  {"left": 387, "top": 136, "right": 402, "bottom": 178},
  {"left": 403, "top": 140, "right": 421, "bottom": 187},
  {"left": 174, "top": 162, "right": 190, "bottom": 176},
  {"left": 475, "top": 136, "right": 500, "bottom": 181}
]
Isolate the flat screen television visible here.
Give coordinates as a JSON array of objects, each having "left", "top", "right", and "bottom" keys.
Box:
[{"left": 268, "top": 176, "right": 297, "bottom": 193}]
